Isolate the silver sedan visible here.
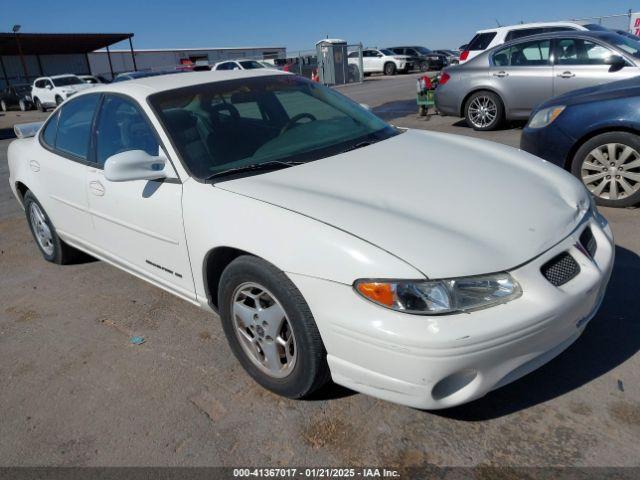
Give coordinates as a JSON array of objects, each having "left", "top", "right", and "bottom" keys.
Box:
[{"left": 434, "top": 30, "right": 640, "bottom": 130}]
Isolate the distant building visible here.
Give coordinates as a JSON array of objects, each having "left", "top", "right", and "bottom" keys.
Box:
[
  {"left": 88, "top": 46, "right": 286, "bottom": 78},
  {"left": 0, "top": 32, "right": 134, "bottom": 88}
]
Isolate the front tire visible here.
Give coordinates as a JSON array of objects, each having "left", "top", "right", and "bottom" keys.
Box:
[
  {"left": 218, "top": 255, "right": 330, "bottom": 399},
  {"left": 384, "top": 62, "right": 397, "bottom": 76},
  {"left": 55, "top": 96, "right": 63, "bottom": 106},
  {"left": 0, "top": 100, "right": 6, "bottom": 112},
  {"left": 19, "top": 99, "right": 27, "bottom": 111},
  {"left": 464, "top": 91, "right": 504, "bottom": 131},
  {"left": 24, "top": 191, "right": 82, "bottom": 264},
  {"left": 571, "top": 132, "right": 640, "bottom": 208}
]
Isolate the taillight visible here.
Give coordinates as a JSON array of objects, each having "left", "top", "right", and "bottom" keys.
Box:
[
  {"left": 460, "top": 50, "right": 469, "bottom": 61},
  {"left": 439, "top": 72, "right": 450, "bottom": 86}
]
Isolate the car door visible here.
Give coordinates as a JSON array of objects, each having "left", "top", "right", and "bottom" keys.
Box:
[
  {"left": 34, "top": 94, "right": 100, "bottom": 242},
  {"left": 361, "top": 50, "right": 375, "bottom": 72},
  {"left": 42, "top": 79, "right": 56, "bottom": 105},
  {"left": 553, "top": 37, "right": 639, "bottom": 96},
  {"left": 85, "top": 94, "right": 195, "bottom": 298},
  {"left": 489, "top": 39, "right": 554, "bottom": 119}
]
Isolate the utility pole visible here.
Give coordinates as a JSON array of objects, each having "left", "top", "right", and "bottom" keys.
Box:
[{"left": 12, "top": 25, "right": 29, "bottom": 82}]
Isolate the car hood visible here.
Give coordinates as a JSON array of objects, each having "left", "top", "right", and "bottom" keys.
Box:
[
  {"left": 538, "top": 76, "right": 640, "bottom": 109},
  {"left": 216, "top": 130, "right": 590, "bottom": 279}
]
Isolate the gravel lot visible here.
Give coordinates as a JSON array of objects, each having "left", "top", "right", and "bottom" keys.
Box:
[{"left": 1, "top": 75, "right": 639, "bottom": 468}]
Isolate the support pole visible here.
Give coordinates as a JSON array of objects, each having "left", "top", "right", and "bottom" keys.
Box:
[
  {"left": 14, "top": 32, "right": 29, "bottom": 81},
  {"left": 128, "top": 36, "right": 137, "bottom": 71},
  {"left": 106, "top": 45, "right": 114, "bottom": 80}
]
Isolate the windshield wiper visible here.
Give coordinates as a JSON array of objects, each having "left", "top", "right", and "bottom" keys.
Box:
[
  {"left": 205, "top": 160, "right": 303, "bottom": 181},
  {"left": 340, "top": 140, "right": 377, "bottom": 154}
]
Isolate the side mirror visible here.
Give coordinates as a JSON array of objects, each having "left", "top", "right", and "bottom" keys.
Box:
[
  {"left": 376, "top": 53, "right": 383, "bottom": 58},
  {"left": 104, "top": 149, "right": 176, "bottom": 182},
  {"left": 46, "top": 84, "right": 53, "bottom": 90},
  {"left": 606, "top": 54, "right": 627, "bottom": 72}
]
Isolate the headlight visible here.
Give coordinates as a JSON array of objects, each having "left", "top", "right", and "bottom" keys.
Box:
[
  {"left": 354, "top": 273, "right": 521, "bottom": 315},
  {"left": 528, "top": 106, "right": 565, "bottom": 128}
]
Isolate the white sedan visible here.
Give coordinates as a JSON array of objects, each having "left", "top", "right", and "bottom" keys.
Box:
[{"left": 8, "top": 70, "right": 614, "bottom": 409}]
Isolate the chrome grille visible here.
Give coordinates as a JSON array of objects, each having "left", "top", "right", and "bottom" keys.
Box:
[{"left": 541, "top": 252, "right": 580, "bottom": 287}]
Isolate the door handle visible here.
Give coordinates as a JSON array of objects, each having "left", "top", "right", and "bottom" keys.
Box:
[
  {"left": 89, "top": 180, "right": 105, "bottom": 196},
  {"left": 29, "top": 160, "right": 40, "bottom": 172},
  {"left": 558, "top": 71, "right": 575, "bottom": 78},
  {"left": 493, "top": 71, "right": 509, "bottom": 77}
]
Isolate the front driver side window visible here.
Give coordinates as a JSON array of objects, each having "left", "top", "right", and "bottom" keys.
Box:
[{"left": 95, "top": 95, "right": 159, "bottom": 167}]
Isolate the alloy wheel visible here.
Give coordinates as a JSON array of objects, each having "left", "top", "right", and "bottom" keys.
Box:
[
  {"left": 29, "top": 203, "right": 54, "bottom": 256},
  {"left": 232, "top": 282, "right": 297, "bottom": 379},
  {"left": 468, "top": 96, "right": 497, "bottom": 129},
  {"left": 581, "top": 143, "right": 640, "bottom": 201},
  {"left": 1, "top": 100, "right": 6, "bottom": 112}
]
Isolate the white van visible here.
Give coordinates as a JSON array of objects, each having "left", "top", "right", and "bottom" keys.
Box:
[{"left": 458, "top": 21, "right": 608, "bottom": 63}]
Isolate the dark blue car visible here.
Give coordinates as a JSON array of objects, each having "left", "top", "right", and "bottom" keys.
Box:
[{"left": 521, "top": 77, "right": 640, "bottom": 208}]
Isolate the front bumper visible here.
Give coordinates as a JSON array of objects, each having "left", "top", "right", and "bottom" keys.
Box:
[
  {"left": 520, "top": 123, "right": 575, "bottom": 168},
  {"left": 289, "top": 214, "right": 614, "bottom": 409}
]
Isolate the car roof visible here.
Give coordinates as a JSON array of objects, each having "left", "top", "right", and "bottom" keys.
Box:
[
  {"left": 81, "top": 69, "right": 291, "bottom": 99},
  {"left": 477, "top": 21, "right": 586, "bottom": 34},
  {"left": 497, "top": 29, "right": 626, "bottom": 45}
]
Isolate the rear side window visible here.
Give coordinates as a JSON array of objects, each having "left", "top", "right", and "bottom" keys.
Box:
[
  {"left": 55, "top": 94, "right": 100, "bottom": 160},
  {"left": 493, "top": 40, "right": 550, "bottom": 66},
  {"left": 41, "top": 110, "right": 59, "bottom": 147},
  {"left": 467, "top": 32, "right": 497, "bottom": 51},
  {"left": 505, "top": 28, "right": 544, "bottom": 42}
]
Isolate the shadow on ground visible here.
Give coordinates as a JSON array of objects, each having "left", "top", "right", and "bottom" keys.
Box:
[{"left": 437, "top": 245, "right": 640, "bottom": 421}]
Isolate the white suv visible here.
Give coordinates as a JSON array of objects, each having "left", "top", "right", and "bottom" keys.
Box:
[
  {"left": 348, "top": 49, "right": 412, "bottom": 75},
  {"left": 459, "top": 21, "right": 597, "bottom": 63},
  {"left": 31, "top": 75, "right": 95, "bottom": 111},
  {"left": 213, "top": 60, "right": 266, "bottom": 71}
]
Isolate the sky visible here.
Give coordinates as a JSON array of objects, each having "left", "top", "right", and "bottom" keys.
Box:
[{"left": 2, "top": 0, "right": 638, "bottom": 52}]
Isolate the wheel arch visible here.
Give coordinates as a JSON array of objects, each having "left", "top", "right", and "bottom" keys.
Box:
[
  {"left": 564, "top": 126, "right": 640, "bottom": 170},
  {"left": 202, "top": 246, "right": 255, "bottom": 311},
  {"left": 15, "top": 181, "right": 29, "bottom": 207},
  {"left": 459, "top": 88, "right": 505, "bottom": 118}
]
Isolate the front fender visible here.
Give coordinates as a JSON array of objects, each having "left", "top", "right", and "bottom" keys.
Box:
[{"left": 182, "top": 181, "right": 424, "bottom": 301}]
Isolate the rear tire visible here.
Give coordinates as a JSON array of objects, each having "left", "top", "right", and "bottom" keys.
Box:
[
  {"left": 464, "top": 91, "right": 504, "bottom": 131},
  {"left": 218, "top": 255, "right": 330, "bottom": 399},
  {"left": 19, "top": 99, "right": 27, "bottom": 111},
  {"left": 384, "top": 62, "right": 397, "bottom": 76},
  {"left": 55, "top": 96, "right": 63, "bottom": 106},
  {"left": 571, "top": 131, "right": 640, "bottom": 208},
  {"left": 0, "top": 100, "right": 6, "bottom": 112},
  {"left": 23, "top": 191, "right": 83, "bottom": 264}
]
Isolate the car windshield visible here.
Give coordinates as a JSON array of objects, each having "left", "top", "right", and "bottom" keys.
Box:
[
  {"left": 415, "top": 47, "right": 432, "bottom": 54},
  {"left": 52, "top": 76, "right": 83, "bottom": 86},
  {"left": 239, "top": 60, "right": 264, "bottom": 69},
  {"left": 379, "top": 49, "right": 395, "bottom": 55},
  {"left": 608, "top": 33, "right": 640, "bottom": 58},
  {"left": 149, "top": 75, "right": 398, "bottom": 180}
]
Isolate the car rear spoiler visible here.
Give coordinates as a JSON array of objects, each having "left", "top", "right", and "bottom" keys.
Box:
[{"left": 14, "top": 122, "right": 44, "bottom": 139}]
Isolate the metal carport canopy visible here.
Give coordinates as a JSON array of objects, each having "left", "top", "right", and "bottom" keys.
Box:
[{"left": 0, "top": 32, "right": 133, "bottom": 55}]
